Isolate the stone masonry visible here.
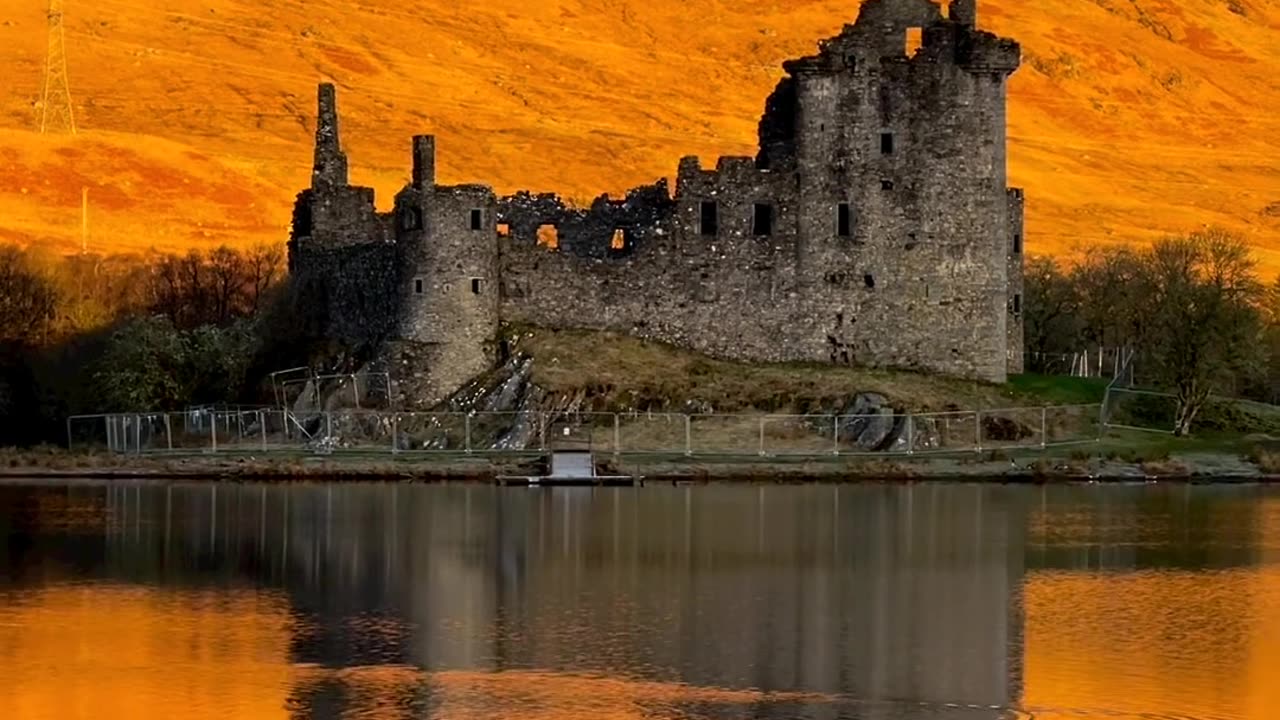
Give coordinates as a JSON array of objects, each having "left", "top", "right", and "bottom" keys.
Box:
[{"left": 287, "top": 0, "right": 1025, "bottom": 409}]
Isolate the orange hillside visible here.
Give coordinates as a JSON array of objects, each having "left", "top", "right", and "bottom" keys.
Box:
[{"left": 1, "top": 0, "right": 1278, "bottom": 269}]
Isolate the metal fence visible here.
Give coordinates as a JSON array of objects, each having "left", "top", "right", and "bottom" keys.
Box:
[{"left": 68, "top": 405, "right": 1103, "bottom": 458}]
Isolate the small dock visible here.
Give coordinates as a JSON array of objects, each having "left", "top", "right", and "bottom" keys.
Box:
[{"left": 497, "top": 451, "right": 640, "bottom": 487}]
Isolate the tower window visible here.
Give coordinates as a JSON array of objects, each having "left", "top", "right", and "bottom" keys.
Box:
[
  {"left": 470, "top": 209, "right": 483, "bottom": 230},
  {"left": 752, "top": 203, "right": 774, "bottom": 236},
  {"left": 881, "top": 180, "right": 895, "bottom": 191},
  {"left": 471, "top": 278, "right": 483, "bottom": 295},
  {"left": 837, "top": 203, "right": 852, "bottom": 237},
  {"left": 1013, "top": 294, "right": 1022, "bottom": 314},
  {"left": 610, "top": 228, "right": 626, "bottom": 250},
  {"left": 880, "top": 133, "right": 895, "bottom": 155},
  {"left": 401, "top": 206, "right": 423, "bottom": 231},
  {"left": 1013, "top": 233, "right": 1023, "bottom": 254},
  {"left": 414, "top": 278, "right": 424, "bottom": 294},
  {"left": 864, "top": 274, "right": 876, "bottom": 289},
  {"left": 699, "top": 201, "right": 718, "bottom": 236}
]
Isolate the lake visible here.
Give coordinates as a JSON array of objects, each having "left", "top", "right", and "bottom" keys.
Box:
[{"left": 0, "top": 481, "right": 1277, "bottom": 720}]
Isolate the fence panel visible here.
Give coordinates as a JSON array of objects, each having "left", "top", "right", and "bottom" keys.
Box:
[
  {"left": 615, "top": 413, "right": 686, "bottom": 455},
  {"left": 470, "top": 412, "right": 544, "bottom": 452},
  {"left": 689, "top": 414, "right": 763, "bottom": 456},
  {"left": 320, "top": 411, "right": 396, "bottom": 452},
  {"left": 540, "top": 412, "right": 618, "bottom": 454},
  {"left": 1104, "top": 389, "right": 1177, "bottom": 434},
  {"left": 761, "top": 415, "right": 838, "bottom": 457},
  {"left": 67, "top": 415, "right": 110, "bottom": 453},
  {"left": 1045, "top": 404, "right": 1102, "bottom": 445},
  {"left": 168, "top": 410, "right": 213, "bottom": 452},
  {"left": 395, "top": 413, "right": 469, "bottom": 452},
  {"left": 905, "top": 411, "right": 974, "bottom": 454},
  {"left": 978, "top": 407, "right": 1045, "bottom": 450}
]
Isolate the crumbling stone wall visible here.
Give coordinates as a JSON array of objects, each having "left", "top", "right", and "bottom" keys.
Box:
[{"left": 286, "top": 0, "right": 1025, "bottom": 409}]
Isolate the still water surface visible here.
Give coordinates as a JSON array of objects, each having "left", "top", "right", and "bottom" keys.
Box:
[{"left": 1, "top": 481, "right": 1278, "bottom": 720}]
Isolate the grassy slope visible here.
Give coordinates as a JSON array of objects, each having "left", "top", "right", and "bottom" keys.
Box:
[
  {"left": 519, "top": 328, "right": 1106, "bottom": 412},
  {"left": 1, "top": 0, "right": 1278, "bottom": 267}
]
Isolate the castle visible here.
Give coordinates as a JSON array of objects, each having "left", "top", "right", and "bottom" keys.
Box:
[{"left": 287, "top": 0, "right": 1024, "bottom": 409}]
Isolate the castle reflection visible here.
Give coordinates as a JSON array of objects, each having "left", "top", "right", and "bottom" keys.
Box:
[{"left": 1, "top": 482, "right": 1277, "bottom": 720}]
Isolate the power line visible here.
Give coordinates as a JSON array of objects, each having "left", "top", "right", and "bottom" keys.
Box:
[{"left": 39, "top": 0, "right": 76, "bottom": 134}]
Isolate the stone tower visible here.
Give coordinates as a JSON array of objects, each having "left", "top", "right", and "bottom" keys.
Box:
[
  {"left": 389, "top": 134, "right": 500, "bottom": 406},
  {"left": 756, "top": 0, "right": 1023, "bottom": 380}
]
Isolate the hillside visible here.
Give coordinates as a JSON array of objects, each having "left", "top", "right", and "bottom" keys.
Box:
[{"left": 1, "top": 0, "right": 1279, "bottom": 268}]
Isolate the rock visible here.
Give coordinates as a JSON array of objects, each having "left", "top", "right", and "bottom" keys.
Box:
[{"left": 833, "top": 393, "right": 895, "bottom": 451}]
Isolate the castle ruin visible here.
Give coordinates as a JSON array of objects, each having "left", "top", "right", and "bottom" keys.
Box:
[{"left": 287, "top": 0, "right": 1025, "bottom": 409}]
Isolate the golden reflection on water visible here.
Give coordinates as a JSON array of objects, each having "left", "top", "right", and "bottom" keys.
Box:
[
  {"left": 0, "top": 588, "right": 824, "bottom": 720},
  {"left": 0, "top": 586, "right": 297, "bottom": 720},
  {"left": 1023, "top": 497, "right": 1280, "bottom": 720}
]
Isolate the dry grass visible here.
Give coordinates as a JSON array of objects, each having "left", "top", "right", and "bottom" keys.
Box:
[
  {"left": 1, "top": 1, "right": 1278, "bottom": 268},
  {"left": 523, "top": 328, "right": 1032, "bottom": 413},
  {"left": 1247, "top": 446, "right": 1280, "bottom": 473},
  {"left": 1140, "top": 458, "right": 1193, "bottom": 477}
]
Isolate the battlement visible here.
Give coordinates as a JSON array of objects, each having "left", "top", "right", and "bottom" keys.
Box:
[{"left": 286, "top": 0, "right": 1026, "bottom": 406}]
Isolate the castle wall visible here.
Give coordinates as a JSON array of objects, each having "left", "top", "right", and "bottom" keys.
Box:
[
  {"left": 498, "top": 157, "right": 806, "bottom": 363},
  {"left": 1007, "top": 189, "right": 1026, "bottom": 374}
]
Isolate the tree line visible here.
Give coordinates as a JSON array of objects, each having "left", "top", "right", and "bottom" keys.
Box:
[
  {"left": 0, "top": 243, "right": 306, "bottom": 445},
  {"left": 1, "top": 226, "right": 1275, "bottom": 445},
  {"left": 1025, "top": 228, "right": 1280, "bottom": 435}
]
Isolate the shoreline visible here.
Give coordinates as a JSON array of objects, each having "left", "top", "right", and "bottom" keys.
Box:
[{"left": 1, "top": 450, "right": 1275, "bottom": 484}]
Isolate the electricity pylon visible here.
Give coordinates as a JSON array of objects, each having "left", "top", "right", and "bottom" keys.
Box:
[{"left": 39, "top": 0, "right": 77, "bottom": 135}]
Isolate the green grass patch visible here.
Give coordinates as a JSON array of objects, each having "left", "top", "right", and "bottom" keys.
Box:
[{"left": 1006, "top": 374, "right": 1108, "bottom": 405}]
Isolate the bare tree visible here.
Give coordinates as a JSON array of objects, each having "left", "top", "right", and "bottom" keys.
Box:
[
  {"left": 1071, "top": 245, "right": 1146, "bottom": 351},
  {"left": 207, "top": 246, "right": 245, "bottom": 326},
  {"left": 1140, "top": 228, "right": 1262, "bottom": 435},
  {"left": 1023, "top": 256, "right": 1080, "bottom": 362},
  {"left": 0, "top": 247, "right": 58, "bottom": 345},
  {"left": 244, "top": 243, "right": 284, "bottom": 315}
]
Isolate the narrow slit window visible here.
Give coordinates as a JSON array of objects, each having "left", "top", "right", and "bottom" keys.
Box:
[
  {"left": 699, "top": 201, "right": 718, "bottom": 236},
  {"left": 881, "top": 179, "right": 895, "bottom": 191},
  {"left": 837, "top": 203, "right": 852, "bottom": 237},
  {"left": 1013, "top": 233, "right": 1023, "bottom": 254},
  {"left": 752, "top": 203, "right": 774, "bottom": 236},
  {"left": 401, "top": 206, "right": 422, "bottom": 231},
  {"left": 864, "top": 274, "right": 876, "bottom": 289},
  {"left": 611, "top": 228, "right": 626, "bottom": 250},
  {"left": 471, "top": 278, "right": 482, "bottom": 295},
  {"left": 414, "top": 278, "right": 424, "bottom": 295},
  {"left": 469, "top": 209, "right": 483, "bottom": 230},
  {"left": 1013, "top": 294, "right": 1022, "bottom": 314},
  {"left": 880, "top": 132, "right": 895, "bottom": 155}
]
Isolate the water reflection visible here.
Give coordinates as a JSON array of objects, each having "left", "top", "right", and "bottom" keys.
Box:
[{"left": 1, "top": 482, "right": 1278, "bottom": 720}]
